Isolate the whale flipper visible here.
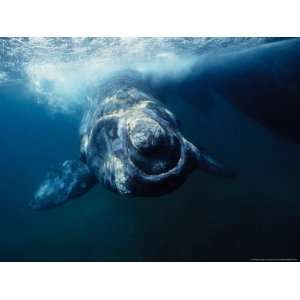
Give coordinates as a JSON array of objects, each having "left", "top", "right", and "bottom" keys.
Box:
[
  {"left": 30, "top": 160, "right": 98, "bottom": 210},
  {"left": 196, "top": 149, "right": 235, "bottom": 178},
  {"left": 187, "top": 142, "right": 235, "bottom": 178}
]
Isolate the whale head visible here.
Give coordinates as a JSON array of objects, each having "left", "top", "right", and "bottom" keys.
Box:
[{"left": 85, "top": 100, "right": 233, "bottom": 196}]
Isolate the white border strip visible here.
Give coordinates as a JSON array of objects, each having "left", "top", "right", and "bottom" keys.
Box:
[
  {"left": 0, "top": 262, "right": 299, "bottom": 299},
  {"left": 0, "top": 0, "right": 299, "bottom": 36}
]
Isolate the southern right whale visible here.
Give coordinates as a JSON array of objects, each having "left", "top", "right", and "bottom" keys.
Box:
[
  {"left": 31, "top": 71, "right": 233, "bottom": 210},
  {"left": 31, "top": 38, "right": 300, "bottom": 209}
]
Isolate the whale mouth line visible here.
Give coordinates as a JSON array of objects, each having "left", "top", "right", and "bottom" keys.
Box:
[
  {"left": 88, "top": 109, "right": 191, "bottom": 195},
  {"left": 124, "top": 130, "right": 188, "bottom": 181}
]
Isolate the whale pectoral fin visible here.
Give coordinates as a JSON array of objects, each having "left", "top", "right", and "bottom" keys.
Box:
[
  {"left": 30, "top": 160, "right": 98, "bottom": 210},
  {"left": 188, "top": 142, "right": 236, "bottom": 178},
  {"left": 197, "top": 149, "right": 236, "bottom": 178}
]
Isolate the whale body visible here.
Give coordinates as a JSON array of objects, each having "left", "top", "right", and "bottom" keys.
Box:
[
  {"left": 31, "top": 38, "right": 300, "bottom": 209},
  {"left": 31, "top": 71, "right": 232, "bottom": 209}
]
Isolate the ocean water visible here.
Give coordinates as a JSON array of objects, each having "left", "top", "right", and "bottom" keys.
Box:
[{"left": 1, "top": 37, "right": 300, "bottom": 261}]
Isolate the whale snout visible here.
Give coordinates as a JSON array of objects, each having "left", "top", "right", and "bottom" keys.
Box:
[
  {"left": 127, "top": 116, "right": 182, "bottom": 176},
  {"left": 128, "top": 118, "right": 166, "bottom": 153}
]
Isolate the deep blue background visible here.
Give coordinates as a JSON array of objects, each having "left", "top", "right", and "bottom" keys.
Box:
[{"left": 1, "top": 79, "right": 300, "bottom": 261}]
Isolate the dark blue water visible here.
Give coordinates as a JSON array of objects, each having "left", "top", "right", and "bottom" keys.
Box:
[
  {"left": 1, "top": 74, "right": 300, "bottom": 261},
  {"left": 0, "top": 38, "right": 300, "bottom": 261}
]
